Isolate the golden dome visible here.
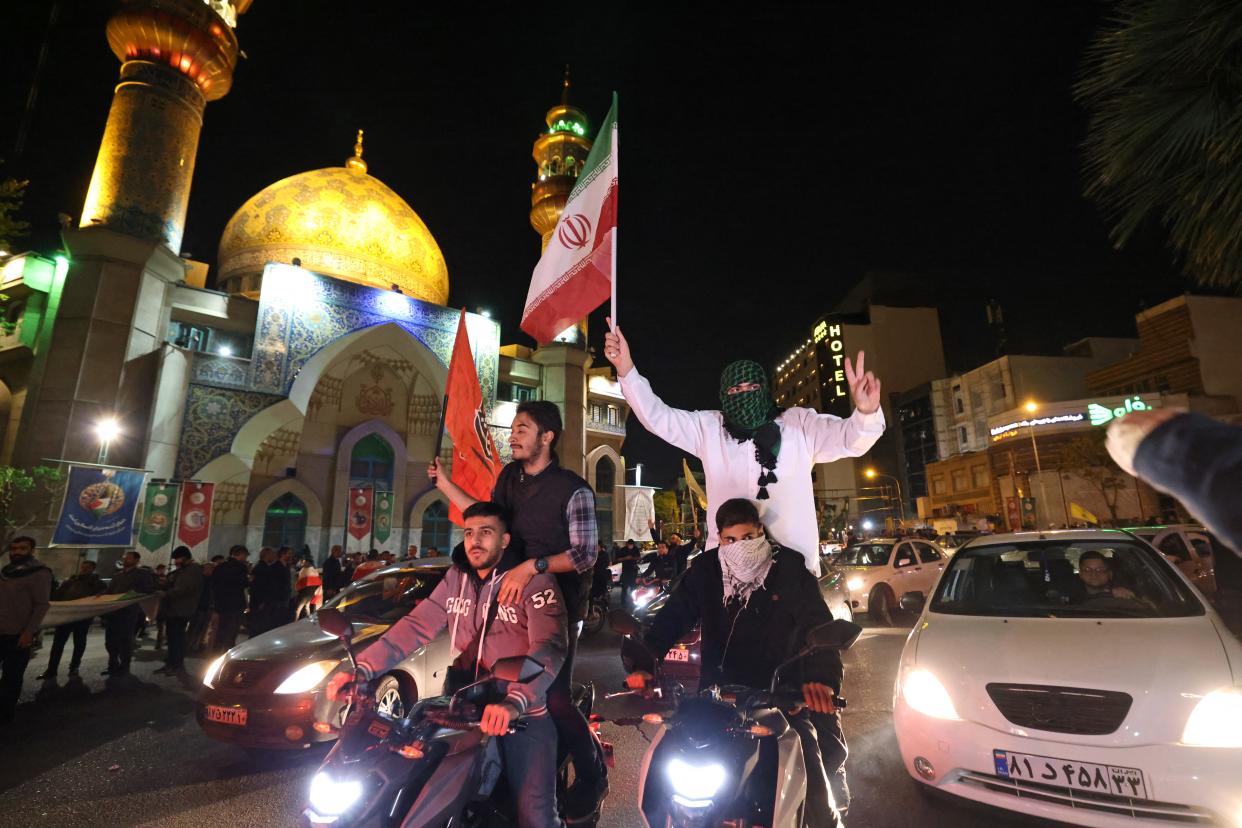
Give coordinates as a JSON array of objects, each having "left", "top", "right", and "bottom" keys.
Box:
[{"left": 217, "top": 149, "right": 448, "bottom": 304}]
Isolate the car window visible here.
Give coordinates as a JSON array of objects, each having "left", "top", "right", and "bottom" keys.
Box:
[
  {"left": 325, "top": 570, "right": 444, "bottom": 624},
  {"left": 894, "top": 544, "right": 917, "bottom": 568},
  {"left": 1188, "top": 534, "right": 1213, "bottom": 559},
  {"left": 916, "top": 542, "right": 943, "bottom": 564},
  {"left": 1157, "top": 533, "right": 1191, "bottom": 562},
  {"left": 838, "top": 543, "right": 892, "bottom": 566},
  {"left": 930, "top": 540, "right": 1204, "bottom": 618}
]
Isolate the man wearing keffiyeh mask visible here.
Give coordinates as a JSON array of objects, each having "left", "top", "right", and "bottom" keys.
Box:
[
  {"left": 604, "top": 318, "right": 885, "bottom": 575},
  {"left": 626, "top": 498, "right": 851, "bottom": 825}
]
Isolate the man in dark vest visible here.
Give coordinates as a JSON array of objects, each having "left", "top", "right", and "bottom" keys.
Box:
[{"left": 430, "top": 400, "right": 606, "bottom": 821}]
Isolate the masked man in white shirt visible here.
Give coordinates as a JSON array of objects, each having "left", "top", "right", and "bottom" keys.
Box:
[{"left": 603, "top": 318, "right": 885, "bottom": 575}]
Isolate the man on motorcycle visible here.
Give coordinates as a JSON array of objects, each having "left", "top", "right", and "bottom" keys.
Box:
[
  {"left": 625, "top": 498, "right": 848, "bottom": 827},
  {"left": 328, "top": 501, "right": 568, "bottom": 828}
]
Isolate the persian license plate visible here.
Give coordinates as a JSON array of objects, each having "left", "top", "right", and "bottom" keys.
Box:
[
  {"left": 665, "top": 647, "right": 690, "bottom": 663},
  {"left": 206, "top": 705, "right": 248, "bottom": 726},
  {"left": 994, "top": 749, "right": 1147, "bottom": 799}
]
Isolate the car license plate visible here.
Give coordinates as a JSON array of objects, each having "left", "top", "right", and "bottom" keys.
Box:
[
  {"left": 994, "top": 749, "right": 1147, "bottom": 799},
  {"left": 665, "top": 647, "right": 690, "bottom": 663},
  {"left": 206, "top": 705, "right": 248, "bottom": 726}
]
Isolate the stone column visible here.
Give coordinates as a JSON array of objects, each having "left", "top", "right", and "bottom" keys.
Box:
[{"left": 533, "top": 343, "right": 591, "bottom": 477}]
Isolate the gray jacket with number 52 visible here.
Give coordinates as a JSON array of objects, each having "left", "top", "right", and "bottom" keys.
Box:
[{"left": 357, "top": 544, "right": 566, "bottom": 716}]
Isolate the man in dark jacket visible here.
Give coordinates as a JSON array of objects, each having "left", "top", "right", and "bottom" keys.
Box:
[
  {"left": 322, "top": 544, "right": 346, "bottom": 598},
  {"left": 614, "top": 539, "right": 641, "bottom": 604},
  {"left": 156, "top": 547, "right": 204, "bottom": 675},
  {"left": 626, "top": 498, "right": 847, "bottom": 827},
  {"left": 211, "top": 546, "right": 250, "bottom": 650},
  {"left": 103, "top": 550, "right": 157, "bottom": 676},
  {"left": 37, "top": 559, "right": 105, "bottom": 681},
  {"left": 1, "top": 537, "right": 52, "bottom": 722},
  {"left": 641, "top": 541, "right": 679, "bottom": 582}
]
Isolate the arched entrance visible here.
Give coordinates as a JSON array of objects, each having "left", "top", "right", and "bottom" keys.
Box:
[
  {"left": 420, "top": 501, "right": 452, "bottom": 554},
  {"left": 263, "top": 492, "right": 308, "bottom": 550}
]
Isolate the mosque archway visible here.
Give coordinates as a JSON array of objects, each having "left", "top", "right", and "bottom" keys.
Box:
[
  {"left": 420, "top": 500, "right": 452, "bottom": 554},
  {"left": 263, "top": 492, "right": 307, "bottom": 550}
]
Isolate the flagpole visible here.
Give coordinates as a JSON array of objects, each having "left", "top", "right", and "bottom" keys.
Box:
[
  {"left": 408, "top": 392, "right": 450, "bottom": 508},
  {"left": 610, "top": 110, "right": 618, "bottom": 327}
]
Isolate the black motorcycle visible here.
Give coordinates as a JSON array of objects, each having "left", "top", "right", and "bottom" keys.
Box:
[
  {"left": 608, "top": 610, "right": 860, "bottom": 828},
  {"left": 303, "top": 608, "right": 609, "bottom": 827}
]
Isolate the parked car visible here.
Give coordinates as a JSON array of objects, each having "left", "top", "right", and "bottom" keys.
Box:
[
  {"left": 893, "top": 529, "right": 1242, "bottom": 827},
  {"left": 834, "top": 538, "right": 948, "bottom": 625},
  {"left": 1124, "top": 524, "right": 1216, "bottom": 595},
  {"left": 196, "top": 560, "right": 454, "bottom": 750}
]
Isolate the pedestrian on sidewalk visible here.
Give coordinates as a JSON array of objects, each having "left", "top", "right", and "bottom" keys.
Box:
[
  {"left": 103, "top": 551, "right": 157, "bottom": 677},
  {"left": 37, "top": 558, "right": 105, "bottom": 681},
  {"left": 0, "top": 537, "right": 52, "bottom": 723},
  {"left": 322, "top": 544, "right": 346, "bottom": 599},
  {"left": 212, "top": 546, "right": 249, "bottom": 651},
  {"left": 188, "top": 556, "right": 218, "bottom": 653},
  {"left": 157, "top": 547, "right": 204, "bottom": 675}
]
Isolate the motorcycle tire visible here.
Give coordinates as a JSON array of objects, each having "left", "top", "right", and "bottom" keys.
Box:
[{"left": 583, "top": 602, "right": 606, "bottom": 635}]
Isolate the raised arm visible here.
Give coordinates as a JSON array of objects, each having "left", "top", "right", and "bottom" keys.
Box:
[
  {"left": 805, "top": 351, "right": 885, "bottom": 462},
  {"left": 605, "top": 320, "right": 709, "bottom": 456}
]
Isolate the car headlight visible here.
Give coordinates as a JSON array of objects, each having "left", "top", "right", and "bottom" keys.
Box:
[
  {"left": 902, "top": 668, "right": 961, "bottom": 720},
  {"left": 847, "top": 576, "right": 864, "bottom": 592},
  {"left": 203, "top": 654, "right": 227, "bottom": 689},
  {"left": 667, "top": 757, "right": 726, "bottom": 806},
  {"left": 1182, "top": 687, "right": 1242, "bottom": 747},
  {"left": 275, "top": 660, "right": 340, "bottom": 695},
  {"left": 308, "top": 771, "right": 363, "bottom": 817}
]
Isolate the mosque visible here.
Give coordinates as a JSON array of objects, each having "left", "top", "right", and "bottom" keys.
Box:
[{"left": 0, "top": 0, "right": 631, "bottom": 567}]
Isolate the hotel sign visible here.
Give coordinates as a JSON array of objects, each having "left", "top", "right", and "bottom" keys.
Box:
[
  {"left": 990, "top": 395, "right": 1158, "bottom": 442},
  {"left": 816, "top": 322, "right": 849, "bottom": 404}
]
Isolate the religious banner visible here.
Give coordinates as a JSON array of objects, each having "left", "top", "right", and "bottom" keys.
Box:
[
  {"left": 620, "top": 485, "right": 655, "bottom": 543},
  {"left": 137, "top": 481, "right": 179, "bottom": 563},
  {"left": 40, "top": 594, "right": 151, "bottom": 630},
  {"left": 445, "top": 308, "right": 502, "bottom": 525},
  {"left": 175, "top": 482, "right": 215, "bottom": 558},
  {"left": 347, "top": 486, "right": 373, "bottom": 552},
  {"left": 373, "top": 490, "right": 394, "bottom": 549},
  {"left": 52, "top": 465, "right": 147, "bottom": 547}
]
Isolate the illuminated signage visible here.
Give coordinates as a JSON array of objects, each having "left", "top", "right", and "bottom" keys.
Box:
[
  {"left": 1087, "top": 396, "right": 1150, "bottom": 426},
  {"left": 989, "top": 396, "right": 1156, "bottom": 441},
  {"left": 821, "top": 323, "right": 848, "bottom": 404}
]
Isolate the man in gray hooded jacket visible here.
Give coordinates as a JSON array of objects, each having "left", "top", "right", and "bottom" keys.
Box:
[
  {"left": 329, "top": 501, "right": 568, "bottom": 828},
  {"left": 1, "top": 536, "right": 52, "bottom": 722}
]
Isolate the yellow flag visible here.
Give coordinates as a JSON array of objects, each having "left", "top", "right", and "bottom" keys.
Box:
[
  {"left": 1070, "top": 502, "right": 1098, "bottom": 525},
  {"left": 682, "top": 458, "right": 708, "bottom": 510}
]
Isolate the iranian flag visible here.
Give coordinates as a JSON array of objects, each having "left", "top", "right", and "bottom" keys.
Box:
[{"left": 522, "top": 93, "right": 618, "bottom": 344}]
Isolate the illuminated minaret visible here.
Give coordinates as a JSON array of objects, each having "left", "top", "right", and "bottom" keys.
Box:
[
  {"left": 530, "top": 68, "right": 592, "bottom": 346},
  {"left": 79, "top": 0, "right": 250, "bottom": 252}
]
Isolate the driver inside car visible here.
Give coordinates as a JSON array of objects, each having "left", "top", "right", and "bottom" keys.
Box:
[
  {"left": 1071, "top": 550, "right": 1137, "bottom": 601},
  {"left": 327, "top": 502, "right": 568, "bottom": 828},
  {"left": 624, "top": 498, "right": 848, "bottom": 827}
]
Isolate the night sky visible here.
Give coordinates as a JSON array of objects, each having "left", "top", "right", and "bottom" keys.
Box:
[{"left": 5, "top": 2, "right": 1185, "bottom": 487}]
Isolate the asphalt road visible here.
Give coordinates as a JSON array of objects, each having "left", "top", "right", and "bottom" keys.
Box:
[{"left": 0, "top": 614, "right": 1051, "bottom": 827}]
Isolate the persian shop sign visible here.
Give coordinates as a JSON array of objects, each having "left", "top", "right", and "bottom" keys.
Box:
[
  {"left": 814, "top": 322, "right": 849, "bottom": 404},
  {"left": 990, "top": 396, "right": 1155, "bottom": 441}
]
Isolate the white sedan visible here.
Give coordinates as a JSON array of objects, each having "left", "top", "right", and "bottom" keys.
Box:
[
  {"left": 893, "top": 530, "right": 1242, "bottom": 827},
  {"left": 834, "top": 538, "right": 948, "bottom": 625}
]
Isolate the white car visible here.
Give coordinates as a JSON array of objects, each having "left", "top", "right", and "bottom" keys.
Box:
[
  {"left": 893, "top": 530, "right": 1242, "bottom": 827},
  {"left": 1125, "top": 524, "right": 1217, "bottom": 595},
  {"left": 834, "top": 538, "right": 948, "bottom": 625}
]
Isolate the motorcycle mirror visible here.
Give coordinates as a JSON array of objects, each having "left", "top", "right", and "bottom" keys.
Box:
[
  {"left": 317, "top": 608, "right": 352, "bottom": 642},
  {"left": 609, "top": 609, "right": 641, "bottom": 637},
  {"left": 804, "top": 619, "right": 863, "bottom": 653},
  {"left": 491, "top": 655, "right": 544, "bottom": 684}
]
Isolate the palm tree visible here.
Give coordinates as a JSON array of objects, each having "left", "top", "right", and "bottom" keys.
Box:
[{"left": 1077, "top": 0, "right": 1242, "bottom": 291}]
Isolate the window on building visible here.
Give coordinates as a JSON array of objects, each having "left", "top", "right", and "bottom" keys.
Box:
[
  {"left": 931, "top": 475, "right": 946, "bottom": 495},
  {"left": 958, "top": 426, "right": 968, "bottom": 448},
  {"left": 350, "top": 434, "right": 394, "bottom": 491},
  {"left": 951, "top": 469, "right": 968, "bottom": 492},
  {"left": 607, "top": 406, "right": 618, "bottom": 426},
  {"left": 498, "top": 382, "right": 537, "bottom": 403},
  {"left": 971, "top": 465, "right": 988, "bottom": 489},
  {"left": 590, "top": 403, "right": 604, "bottom": 422},
  {"left": 262, "top": 492, "right": 307, "bottom": 550},
  {"left": 420, "top": 500, "right": 452, "bottom": 552},
  {"left": 953, "top": 385, "right": 964, "bottom": 414}
]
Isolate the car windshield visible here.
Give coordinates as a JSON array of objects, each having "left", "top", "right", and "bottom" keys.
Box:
[
  {"left": 324, "top": 570, "right": 444, "bottom": 624},
  {"left": 930, "top": 539, "right": 1204, "bottom": 618},
  {"left": 838, "top": 543, "right": 892, "bottom": 566}
]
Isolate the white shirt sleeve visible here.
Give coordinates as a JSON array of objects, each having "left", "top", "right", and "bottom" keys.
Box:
[
  {"left": 798, "top": 406, "right": 887, "bottom": 463},
  {"left": 618, "top": 368, "right": 710, "bottom": 456}
]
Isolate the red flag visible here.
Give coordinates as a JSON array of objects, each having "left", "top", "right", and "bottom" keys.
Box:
[
  {"left": 445, "top": 309, "right": 502, "bottom": 525},
  {"left": 347, "top": 486, "right": 373, "bottom": 552},
  {"left": 175, "top": 482, "right": 214, "bottom": 556}
]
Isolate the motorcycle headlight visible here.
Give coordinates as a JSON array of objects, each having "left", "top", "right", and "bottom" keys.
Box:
[
  {"left": 846, "top": 576, "right": 864, "bottom": 592},
  {"left": 633, "top": 587, "right": 657, "bottom": 608},
  {"left": 202, "top": 654, "right": 227, "bottom": 689},
  {"left": 275, "top": 660, "right": 340, "bottom": 695},
  {"left": 667, "top": 757, "right": 726, "bottom": 806},
  {"left": 309, "top": 771, "right": 363, "bottom": 817},
  {"left": 902, "top": 668, "right": 961, "bottom": 721},
  {"left": 1182, "top": 687, "right": 1242, "bottom": 747}
]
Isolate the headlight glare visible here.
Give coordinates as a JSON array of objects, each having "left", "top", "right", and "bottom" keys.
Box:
[
  {"left": 308, "top": 771, "right": 363, "bottom": 816},
  {"left": 902, "top": 668, "right": 961, "bottom": 720},
  {"left": 275, "top": 660, "right": 339, "bottom": 695},
  {"left": 666, "top": 757, "right": 726, "bottom": 804},
  {"left": 1182, "top": 687, "right": 1242, "bottom": 747},
  {"left": 847, "top": 576, "right": 864, "bottom": 592},
  {"left": 203, "top": 654, "right": 227, "bottom": 688}
]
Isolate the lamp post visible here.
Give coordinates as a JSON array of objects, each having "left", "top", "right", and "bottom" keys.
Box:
[
  {"left": 864, "top": 468, "right": 906, "bottom": 523},
  {"left": 95, "top": 417, "right": 120, "bottom": 465},
  {"left": 1024, "top": 401, "right": 1050, "bottom": 528}
]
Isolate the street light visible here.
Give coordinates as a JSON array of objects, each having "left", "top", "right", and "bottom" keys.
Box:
[
  {"left": 95, "top": 418, "right": 120, "bottom": 464},
  {"left": 864, "top": 467, "right": 906, "bottom": 523},
  {"left": 1024, "top": 401, "right": 1049, "bottom": 528}
]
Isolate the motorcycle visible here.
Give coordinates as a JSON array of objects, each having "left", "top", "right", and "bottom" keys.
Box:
[
  {"left": 608, "top": 610, "right": 861, "bottom": 828},
  {"left": 583, "top": 585, "right": 610, "bottom": 636},
  {"left": 304, "top": 608, "right": 610, "bottom": 827}
]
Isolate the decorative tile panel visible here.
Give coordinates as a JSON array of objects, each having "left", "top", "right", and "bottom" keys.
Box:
[{"left": 175, "top": 384, "right": 284, "bottom": 479}]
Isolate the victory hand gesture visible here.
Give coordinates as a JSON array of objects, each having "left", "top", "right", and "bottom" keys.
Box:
[
  {"left": 603, "top": 317, "right": 634, "bottom": 377},
  {"left": 844, "top": 351, "right": 881, "bottom": 415}
]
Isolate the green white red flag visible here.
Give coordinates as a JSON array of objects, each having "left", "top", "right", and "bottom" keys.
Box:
[{"left": 522, "top": 93, "right": 618, "bottom": 343}]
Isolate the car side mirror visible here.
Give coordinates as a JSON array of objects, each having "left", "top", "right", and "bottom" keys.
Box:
[
  {"left": 491, "top": 655, "right": 544, "bottom": 684},
  {"left": 899, "top": 591, "right": 926, "bottom": 614},
  {"left": 804, "top": 619, "right": 863, "bottom": 653},
  {"left": 609, "top": 609, "right": 640, "bottom": 638},
  {"left": 317, "top": 608, "right": 352, "bottom": 641}
]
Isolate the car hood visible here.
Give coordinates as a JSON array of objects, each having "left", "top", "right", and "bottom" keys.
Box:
[
  {"left": 910, "top": 613, "right": 1234, "bottom": 747},
  {"left": 224, "top": 617, "right": 389, "bottom": 663}
]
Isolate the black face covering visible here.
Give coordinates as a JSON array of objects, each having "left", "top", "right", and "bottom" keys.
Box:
[{"left": 719, "top": 360, "right": 782, "bottom": 500}]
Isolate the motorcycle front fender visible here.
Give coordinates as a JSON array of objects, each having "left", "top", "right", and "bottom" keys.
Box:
[{"left": 397, "top": 738, "right": 488, "bottom": 827}]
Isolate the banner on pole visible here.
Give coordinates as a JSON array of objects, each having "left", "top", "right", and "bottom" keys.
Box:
[
  {"left": 347, "top": 486, "right": 373, "bottom": 552},
  {"left": 445, "top": 309, "right": 502, "bottom": 526},
  {"left": 51, "top": 465, "right": 147, "bottom": 547},
  {"left": 620, "top": 485, "right": 655, "bottom": 543},
  {"left": 137, "top": 481, "right": 179, "bottom": 563},
  {"left": 373, "top": 490, "right": 394, "bottom": 549},
  {"left": 175, "top": 482, "right": 214, "bottom": 558}
]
